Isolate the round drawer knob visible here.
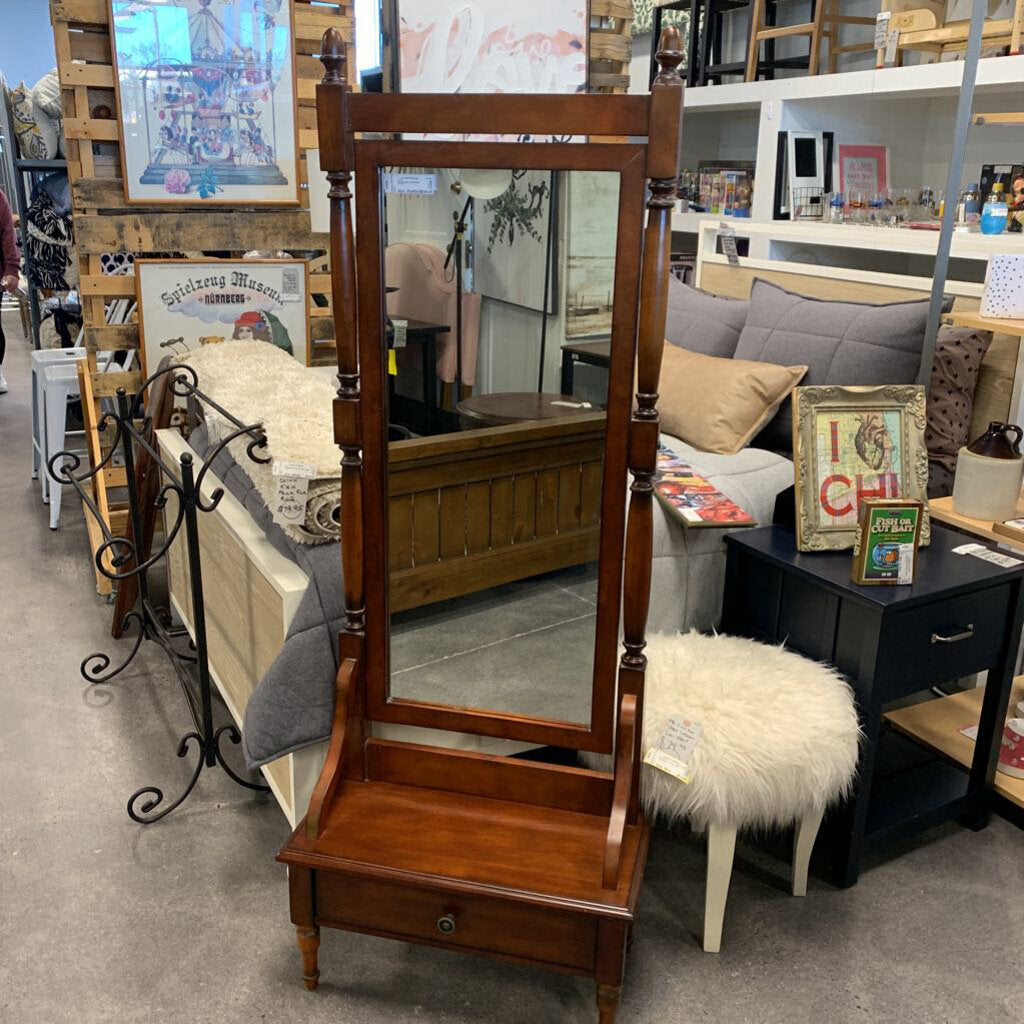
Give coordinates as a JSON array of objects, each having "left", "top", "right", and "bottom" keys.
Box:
[{"left": 436, "top": 913, "right": 456, "bottom": 935}]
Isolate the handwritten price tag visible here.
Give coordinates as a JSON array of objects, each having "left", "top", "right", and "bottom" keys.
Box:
[
  {"left": 272, "top": 460, "right": 316, "bottom": 525},
  {"left": 644, "top": 716, "right": 703, "bottom": 784}
]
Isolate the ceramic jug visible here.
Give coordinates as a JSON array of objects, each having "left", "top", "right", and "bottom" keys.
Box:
[{"left": 952, "top": 421, "right": 1024, "bottom": 522}]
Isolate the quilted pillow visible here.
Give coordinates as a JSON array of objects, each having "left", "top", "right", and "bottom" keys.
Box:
[
  {"left": 31, "top": 69, "right": 61, "bottom": 118},
  {"left": 665, "top": 277, "right": 748, "bottom": 358},
  {"left": 31, "top": 70, "right": 63, "bottom": 157},
  {"left": 735, "top": 278, "right": 930, "bottom": 450},
  {"left": 925, "top": 324, "right": 993, "bottom": 497},
  {"left": 9, "top": 82, "right": 49, "bottom": 160}
]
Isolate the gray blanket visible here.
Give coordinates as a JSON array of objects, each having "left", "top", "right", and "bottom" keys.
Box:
[{"left": 189, "top": 426, "right": 342, "bottom": 769}]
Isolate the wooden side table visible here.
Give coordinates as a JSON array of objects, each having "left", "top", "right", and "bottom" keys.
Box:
[
  {"left": 722, "top": 524, "right": 1024, "bottom": 887},
  {"left": 560, "top": 340, "right": 610, "bottom": 397}
]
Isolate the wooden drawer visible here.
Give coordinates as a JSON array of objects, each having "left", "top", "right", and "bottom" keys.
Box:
[
  {"left": 884, "top": 584, "right": 1012, "bottom": 697},
  {"left": 314, "top": 871, "right": 598, "bottom": 972}
]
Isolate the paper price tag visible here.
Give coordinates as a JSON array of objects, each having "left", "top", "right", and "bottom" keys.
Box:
[
  {"left": 883, "top": 28, "right": 900, "bottom": 66},
  {"left": 952, "top": 542, "right": 1023, "bottom": 568},
  {"left": 272, "top": 460, "right": 316, "bottom": 526},
  {"left": 897, "top": 544, "right": 914, "bottom": 585},
  {"left": 383, "top": 172, "right": 437, "bottom": 195},
  {"left": 392, "top": 318, "right": 408, "bottom": 348},
  {"left": 280, "top": 266, "right": 302, "bottom": 302},
  {"left": 719, "top": 221, "right": 739, "bottom": 266},
  {"left": 205, "top": 410, "right": 224, "bottom": 444},
  {"left": 874, "top": 11, "right": 891, "bottom": 49},
  {"left": 643, "top": 716, "right": 702, "bottom": 784}
]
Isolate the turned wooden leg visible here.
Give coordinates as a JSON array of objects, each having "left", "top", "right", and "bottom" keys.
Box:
[
  {"left": 596, "top": 983, "right": 621, "bottom": 1023},
  {"left": 296, "top": 925, "right": 320, "bottom": 990}
]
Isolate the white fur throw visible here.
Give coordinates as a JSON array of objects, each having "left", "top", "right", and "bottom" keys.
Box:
[
  {"left": 180, "top": 341, "right": 340, "bottom": 544},
  {"left": 585, "top": 632, "right": 861, "bottom": 830}
]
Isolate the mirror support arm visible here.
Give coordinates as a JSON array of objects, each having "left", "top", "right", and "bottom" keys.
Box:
[
  {"left": 306, "top": 657, "right": 359, "bottom": 839},
  {"left": 603, "top": 693, "right": 638, "bottom": 889}
]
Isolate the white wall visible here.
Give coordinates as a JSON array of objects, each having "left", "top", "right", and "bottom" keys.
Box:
[{"left": 0, "top": 0, "right": 56, "bottom": 90}]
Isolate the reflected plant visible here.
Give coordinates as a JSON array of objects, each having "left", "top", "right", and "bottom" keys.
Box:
[{"left": 483, "top": 172, "right": 549, "bottom": 252}]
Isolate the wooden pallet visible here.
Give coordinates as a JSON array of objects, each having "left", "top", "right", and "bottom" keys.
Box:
[
  {"left": 590, "top": 0, "right": 634, "bottom": 94},
  {"left": 51, "top": 0, "right": 354, "bottom": 594}
]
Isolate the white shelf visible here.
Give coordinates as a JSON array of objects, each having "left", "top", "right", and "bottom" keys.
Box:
[
  {"left": 682, "top": 54, "right": 1024, "bottom": 112},
  {"left": 690, "top": 218, "right": 1024, "bottom": 261}
]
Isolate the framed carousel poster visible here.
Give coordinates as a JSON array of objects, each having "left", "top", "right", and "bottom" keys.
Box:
[
  {"left": 136, "top": 258, "right": 311, "bottom": 375},
  {"left": 109, "top": 0, "right": 300, "bottom": 205}
]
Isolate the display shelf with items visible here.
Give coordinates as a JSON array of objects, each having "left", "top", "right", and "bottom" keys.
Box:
[
  {"left": 672, "top": 54, "right": 1024, "bottom": 241},
  {"left": 885, "top": 679, "right": 1024, "bottom": 813}
]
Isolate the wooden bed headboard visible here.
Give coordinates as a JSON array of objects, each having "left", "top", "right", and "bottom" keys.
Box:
[{"left": 695, "top": 254, "right": 1023, "bottom": 440}]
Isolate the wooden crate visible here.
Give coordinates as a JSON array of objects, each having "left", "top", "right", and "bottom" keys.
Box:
[
  {"left": 590, "top": 0, "right": 634, "bottom": 94},
  {"left": 51, "top": 0, "right": 354, "bottom": 594}
]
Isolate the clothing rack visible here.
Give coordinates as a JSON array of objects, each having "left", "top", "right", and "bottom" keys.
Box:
[
  {"left": 0, "top": 81, "right": 67, "bottom": 349},
  {"left": 49, "top": 362, "right": 271, "bottom": 823}
]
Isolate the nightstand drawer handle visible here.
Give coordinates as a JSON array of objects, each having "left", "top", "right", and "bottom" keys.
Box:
[
  {"left": 931, "top": 624, "right": 974, "bottom": 644},
  {"left": 436, "top": 914, "right": 456, "bottom": 935}
]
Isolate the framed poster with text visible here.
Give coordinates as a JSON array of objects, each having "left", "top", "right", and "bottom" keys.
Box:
[
  {"left": 793, "top": 384, "right": 929, "bottom": 552},
  {"left": 836, "top": 144, "right": 889, "bottom": 195},
  {"left": 109, "top": 0, "right": 300, "bottom": 205},
  {"left": 136, "top": 259, "right": 311, "bottom": 376}
]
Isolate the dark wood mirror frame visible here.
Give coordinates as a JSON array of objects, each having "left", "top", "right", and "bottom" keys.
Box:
[{"left": 278, "top": 28, "right": 684, "bottom": 1024}]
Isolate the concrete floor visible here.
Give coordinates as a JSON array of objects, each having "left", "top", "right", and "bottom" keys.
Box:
[{"left": 1, "top": 310, "right": 1022, "bottom": 1024}]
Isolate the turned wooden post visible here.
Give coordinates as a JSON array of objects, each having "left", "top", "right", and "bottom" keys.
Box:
[
  {"left": 617, "top": 26, "right": 685, "bottom": 824},
  {"left": 296, "top": 925, "right": 321, "bottom": 990}
]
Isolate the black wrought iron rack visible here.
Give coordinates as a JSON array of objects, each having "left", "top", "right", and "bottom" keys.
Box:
[{"left": 49, "top": 362, "right": 271, "bottom": 823}]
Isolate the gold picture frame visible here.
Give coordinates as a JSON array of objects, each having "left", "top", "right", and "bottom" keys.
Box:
[{"left": 793, "top": 384, "right": 930, "bottom": 552}]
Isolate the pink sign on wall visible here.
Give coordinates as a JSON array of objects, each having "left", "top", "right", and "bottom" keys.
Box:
[
  {"left": 837, "top": 144, "right": 890, "bottom": 195},
  {"left": 399, "top": 0, "right": 587, "bottom": 138}
]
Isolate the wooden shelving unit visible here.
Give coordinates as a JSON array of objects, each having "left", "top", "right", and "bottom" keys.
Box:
[
  {"left": 929, "top": 495, "right": 1024, "bottom": 554},
  {"left": 51, "top": 0, "right": 353, "bottom": 595},
  {"left": 885, "top": 679, "right": 1024, "bottom": 811}
]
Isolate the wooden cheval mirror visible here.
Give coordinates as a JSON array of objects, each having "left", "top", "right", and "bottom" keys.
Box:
[{"left": 277, "top": 28, "right": 684, "bottom": 1023}]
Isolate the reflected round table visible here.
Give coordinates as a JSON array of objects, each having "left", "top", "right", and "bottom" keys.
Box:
[{"left": 456, "top": 392, "right": 600, "bottom": 431}]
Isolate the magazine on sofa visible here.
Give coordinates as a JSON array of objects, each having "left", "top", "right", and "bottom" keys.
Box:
[{"left": 655, "top": 444, "right": 756, "bottom": 528}]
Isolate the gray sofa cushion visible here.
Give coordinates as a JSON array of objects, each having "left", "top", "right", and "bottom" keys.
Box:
[
  {"left": 734, "top": 278, "right": 929, "bottom": 450},
  {"left": 665, "top": 276, "right": 748, "bottom": 358}
]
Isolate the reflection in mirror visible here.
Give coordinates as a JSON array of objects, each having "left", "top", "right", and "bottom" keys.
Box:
[{"left": 381, "top": 167, "right": 621, "bottom": 724}]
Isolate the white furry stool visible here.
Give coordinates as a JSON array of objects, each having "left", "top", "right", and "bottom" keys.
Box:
[{"left": 592, "top": 631, "right": 860, "bottom": 953}]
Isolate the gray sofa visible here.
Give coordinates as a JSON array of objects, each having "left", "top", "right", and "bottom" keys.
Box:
[
  {"left": 649, "top": 273, "right": 939, "bottom": 635},
  {"left": 649, "top": 436, "right": 792, "bottom": 634}
]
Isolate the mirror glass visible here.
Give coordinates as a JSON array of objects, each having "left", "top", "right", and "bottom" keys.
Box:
[{"left": 381, "top": 166, "right": 620, "bottom": 724}]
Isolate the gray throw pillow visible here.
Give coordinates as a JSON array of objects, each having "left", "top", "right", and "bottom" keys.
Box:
[
  {"left": 735, "top": 278, "right": 930, "bottom": 450},
  {"left": 665, "top": 277, "right": 748, "bottom": 358}
]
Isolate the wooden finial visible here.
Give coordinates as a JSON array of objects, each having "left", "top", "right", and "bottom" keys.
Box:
[
  {"left": 655, "top": 26, "right": 684, "bottom": 82},
  {"left": 321, "top": 28, "right": 347, "bottom": 84}
]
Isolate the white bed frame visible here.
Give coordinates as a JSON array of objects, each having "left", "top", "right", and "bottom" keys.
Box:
[{"left": 155, "top": 428, "right": 528, "bottom": 825}]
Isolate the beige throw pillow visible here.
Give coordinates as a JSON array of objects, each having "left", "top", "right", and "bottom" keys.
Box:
[{"left": 657, "top": 344, "right": 807, "bottom": 455}]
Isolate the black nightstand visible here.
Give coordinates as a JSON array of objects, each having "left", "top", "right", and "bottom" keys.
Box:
[{"left": 722, "top": 524, "right": 1024, "bottom": 887}]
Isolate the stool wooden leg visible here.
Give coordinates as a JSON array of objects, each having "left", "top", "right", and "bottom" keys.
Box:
[
  {"left": 296, "top": 925, "right": 320, "bottom": 990},
  {"left": 791, "top": 807, "right": 824, "bottom": 897},
  {"left": 703, "top": 823, "right": 736, "bottom": 953}
]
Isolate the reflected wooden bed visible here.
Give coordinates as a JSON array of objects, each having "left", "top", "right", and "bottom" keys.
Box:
[{"left": 388, "top": 413, "right": 606, "bottom": 611}]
